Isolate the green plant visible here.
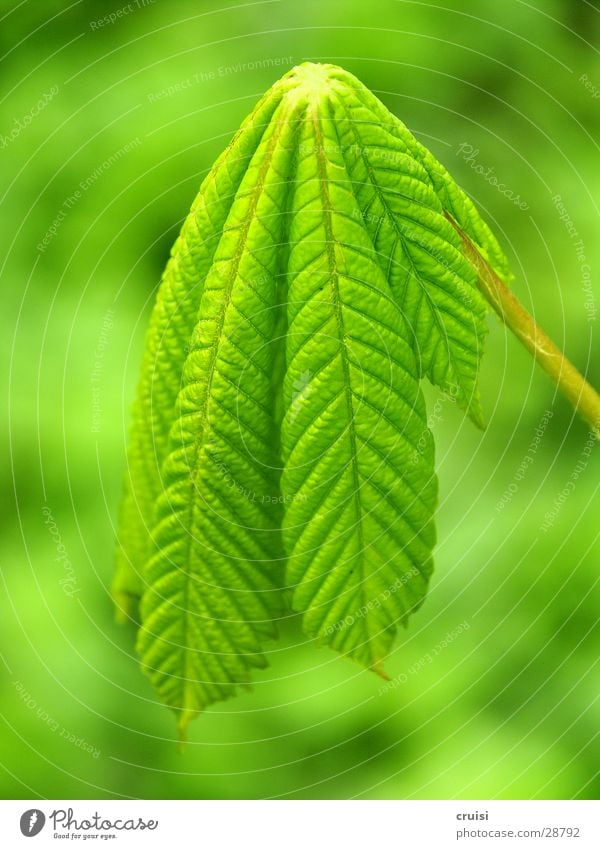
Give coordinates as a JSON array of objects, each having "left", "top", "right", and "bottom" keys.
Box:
[{"left": 114, "top": 62, "right": 600, "bottom": 735}]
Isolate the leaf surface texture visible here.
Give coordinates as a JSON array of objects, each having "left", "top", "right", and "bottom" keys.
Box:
[{"left": 115, "top": 62, "right": 511, "bottom": 727}]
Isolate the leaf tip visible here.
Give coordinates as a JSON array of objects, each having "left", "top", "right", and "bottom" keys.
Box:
[
  {"left": 112, "top": 591, "right": 138, "bottom": 625},
  {"left": 176, "top": 708, "right": 196, "bottom": 745},
  {"left": 469, "top": 406, "right": 487, "bottom": 431},
  {"left": 371, "top": 661, "right": 390, "bottom": 681},
  {"left": 463, "top": 391, "right": 486, "bottom": 430}
]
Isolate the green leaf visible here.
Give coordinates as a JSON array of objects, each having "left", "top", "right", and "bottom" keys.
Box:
[
  {"left": 135, "top": 98, "right": 301, "bottom": 733},
  {"left": 318, "top": 69, "right": 492, "bottom": 423},
  {"left": 280, "top": 86, "right": 437, "bottom": 671},
  {"left": 115, "top": 62, "right": 513, "bottom": 726},
  {"left": 113, "top": 86, "right": 286, "bottom": 619},
  {"left": 330, "top": 67, "right": 512, "bottom": 284}
]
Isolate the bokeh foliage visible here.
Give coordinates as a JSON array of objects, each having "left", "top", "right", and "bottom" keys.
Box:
[{"left": 1, "top": 0, "right": 598, "bottom": 799}]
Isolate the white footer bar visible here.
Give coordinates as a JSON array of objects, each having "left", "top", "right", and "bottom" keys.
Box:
[{"left": 0, "top": 800, "right": 597, "bottom": 848}]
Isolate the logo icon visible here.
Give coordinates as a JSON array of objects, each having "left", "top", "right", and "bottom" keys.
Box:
[{"left": 19, "top": 809, "right": 45, "bottom": 837}]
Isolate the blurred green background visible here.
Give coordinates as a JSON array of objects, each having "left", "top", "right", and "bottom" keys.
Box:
[{"left": 2, "top": 0, "right": 599, "bottom": 800}]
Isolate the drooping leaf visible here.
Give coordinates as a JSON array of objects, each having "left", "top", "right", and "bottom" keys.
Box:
[
  {"left": 115, "top": 62, "right": 513, "bottom": 727},
  {"left": 331, "top": 67, "right": 512, "bottom": 284},
  {"left": 113, "top": 86, "right": 287, "bottom": 618},
  {"left": 281, "top": 86, "right": 437, "bottom": 670},
  {"left": 318, "top": 69, "right": 492, "bottom": 423},
  {"left": 136, "top": 98, "right": 301, "bottom": 733}
]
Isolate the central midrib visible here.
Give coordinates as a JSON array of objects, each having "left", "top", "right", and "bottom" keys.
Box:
[{"left": 310, "top": 100, "right": 367, "bottom": 603}]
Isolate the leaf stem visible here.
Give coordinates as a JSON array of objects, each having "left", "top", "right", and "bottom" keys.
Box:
[{"left": 448, "top": 215, "right": 600, "bottom": 438}]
